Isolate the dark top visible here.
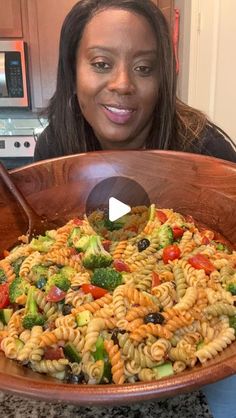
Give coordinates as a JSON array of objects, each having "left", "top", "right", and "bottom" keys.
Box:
[{"left": 34, "top": 123, "right": 236, "bottom": 163}]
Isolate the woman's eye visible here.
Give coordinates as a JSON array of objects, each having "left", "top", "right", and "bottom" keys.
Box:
[
  {"left": 91, "top": 61, "right": 111, "bottom": 71},
  {"left": 135, "top": 65, "right": 153, "bottom": 75}
]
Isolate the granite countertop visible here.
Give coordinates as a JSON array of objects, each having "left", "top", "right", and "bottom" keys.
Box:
[{"left": 0, "top": 390, "right": 212, "bottom": 418}]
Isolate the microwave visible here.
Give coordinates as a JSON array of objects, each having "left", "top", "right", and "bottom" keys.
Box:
[{"left": 0, "top": 40, "right": 30, "bottom": 108}]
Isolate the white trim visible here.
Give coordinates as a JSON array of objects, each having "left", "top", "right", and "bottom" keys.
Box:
[
  {"left": 187, "top": 0, "right": 220, "bottom": 119},
  {"left": 208, "top": 1, "right": 220, "bottom": 120},
  {"left": 187, "top": 0, "right": 200, "bottom": 107}
]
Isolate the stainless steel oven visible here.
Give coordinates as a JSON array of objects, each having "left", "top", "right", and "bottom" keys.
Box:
[{"left": 0, "top": 40, "right": 30, "bottom": 108}]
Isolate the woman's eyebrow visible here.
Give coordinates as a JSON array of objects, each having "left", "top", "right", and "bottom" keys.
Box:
[{"left": 87, "top": 46, "right": 157, "bottom": 56}]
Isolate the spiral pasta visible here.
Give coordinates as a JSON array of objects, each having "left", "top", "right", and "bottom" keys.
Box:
[{"left": 0, "top": 204, "right": 235, "bottom": 386}]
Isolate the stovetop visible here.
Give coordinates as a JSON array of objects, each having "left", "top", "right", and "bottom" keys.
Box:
[{"left": 0, "top": 110, "right": 48, "bottom": 166}]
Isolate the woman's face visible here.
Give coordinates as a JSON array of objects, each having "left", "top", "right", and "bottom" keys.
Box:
[{"left": 76, "top": 8, "right": 159, "bottom": 150}]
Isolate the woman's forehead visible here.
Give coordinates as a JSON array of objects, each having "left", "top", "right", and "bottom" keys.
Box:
[{"left": 79, "top": 8, "right": 157, "bottom": 54}]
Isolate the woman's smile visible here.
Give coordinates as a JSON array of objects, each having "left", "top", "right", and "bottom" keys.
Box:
[
  {"left": 76, "top": 8, "right": 159, "bottom": 149},
  {"left": 101, "top": 104, "right": 136, "bottom": 125}
]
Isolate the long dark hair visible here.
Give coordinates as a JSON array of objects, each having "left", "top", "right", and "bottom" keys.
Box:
[{"left": 44, "top": 0, "right": 207, "bottom": 155}]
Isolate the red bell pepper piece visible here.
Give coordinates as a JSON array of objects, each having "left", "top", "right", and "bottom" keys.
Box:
[
  {"left": 113, "top": 259, "right": 131, "bottom": 272},
  {"left": 0, "top": 283, "right": 10, "bottom": 308},
  {"left": 81, "top": 283, "right": 108, "bottom": 299}
]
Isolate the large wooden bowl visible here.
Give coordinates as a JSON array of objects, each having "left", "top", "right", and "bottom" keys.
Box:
[{"left": 0, "top": 150, "right": 235, "bottom": 405}]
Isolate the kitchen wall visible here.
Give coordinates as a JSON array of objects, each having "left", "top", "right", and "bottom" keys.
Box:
[{"left": 176, "top": 0, "right": 236, "bottom": 143}]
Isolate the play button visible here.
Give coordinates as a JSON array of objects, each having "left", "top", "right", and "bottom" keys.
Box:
[
  {"left": 86, "top": 177, "right": 150, "bottom": 241},
  {"left": 109, "top": 197, "right": 131, "bottom": 222}
]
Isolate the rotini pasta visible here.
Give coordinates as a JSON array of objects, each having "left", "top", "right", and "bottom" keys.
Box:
[{"left": 0, "top": 204, "right": 235, "bottom": 386}]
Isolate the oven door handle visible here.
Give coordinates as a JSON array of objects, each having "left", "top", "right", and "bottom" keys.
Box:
[{"left": 0, "top": 53, "right": 8, "bottom": 97}]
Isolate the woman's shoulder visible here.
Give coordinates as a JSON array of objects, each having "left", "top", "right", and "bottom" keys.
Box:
[{"left": 187, "top": 122, "right": 236, "bottom": 163}]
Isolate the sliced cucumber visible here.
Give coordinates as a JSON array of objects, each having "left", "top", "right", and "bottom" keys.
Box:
[
  {"left": 229, "top": 316, "right": 236, "bottom": 332},
  {"left": 91, "top": 337, "right": 112, "bottom": 383},
  {"left": 196, "top": 340, "right": 204, "bottom": 350},
  {"left": 76, "top": 310, "right": 92, "bottom": 326},
  {"left": 0, "top": 308, "right": 13, "bottom": 325},
  {"left": 153, "top": 362, "right": 174, "bottom": 379},
  {"left": 92, "top": 336, "right": 104, "bottom": 361},
  {"left": 63, "top": 342, "right": 81, "bottom": 363},
  {"left": 15, "top": 338, "right": 24, "bottom": 352},
  {"left": 94, "top": 359, "right": 112, "bottom": 384},
  {"left": 101, "top": 359, "right": 112, "bottom": 384}
]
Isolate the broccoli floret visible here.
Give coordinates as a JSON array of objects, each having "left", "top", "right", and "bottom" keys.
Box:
[
  {"left": 11, "top": 257, "right": 26, "bottom": 276},
  {"left": 29, "top": 235, "right": 54, "bottom": 252},
  {"left": 22, "top": 286, "right": 45, "bottom": 329},
  {"left": 67, "top": 227, "right": 81, "bottom": 248},
  {"left": 45, "top": 273, "right": 70, "bottom": 293},
  {"left": 227, "top": 283, "right": 236, "bottom": 296},
  {"left": 91, "top": 268, "right": 122, "bottom": 291},
  {"left": 74, "top": 235, "right": 91, "bottom": 252},
  {"left": 103, "top": 214, "right": 128, "bottom": 231},
  {"left": 31, "top": 265, "right": 48, "bottom": 281},
  {"left": 82, "top": 235, "right": 113, "bottom": 270},
  {"left": 0, "top": 269, "right": 6, "bottom": 284},
  {"left": 155, "top": 225, "right": 174, "bottom": 248},
  {"left": 92, "top": 212, "right": 128, "bottom": 232},
  {"left": 9, "top": 277, "right": 30, "bottom": 304},
  {"left": 60, "top": 266, "right": 76, "bottom": 280}
]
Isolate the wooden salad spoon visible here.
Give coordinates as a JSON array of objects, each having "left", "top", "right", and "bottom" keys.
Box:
[{"left": 0, "top": 161, "right": 59, "bottom": 241}]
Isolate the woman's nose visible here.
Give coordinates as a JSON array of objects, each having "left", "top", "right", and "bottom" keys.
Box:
[{"left": 107, "top": 66, "right": 135, "bottom": 95}]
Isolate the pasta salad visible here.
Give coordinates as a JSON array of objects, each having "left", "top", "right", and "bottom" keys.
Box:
[{"left": 0, "top": 204, "right": 235, "bottom": 384}]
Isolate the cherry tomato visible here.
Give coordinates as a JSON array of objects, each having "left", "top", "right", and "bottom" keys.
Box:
[
  {"left": 102, "top": 240, "right": 112, "bottom": 251},
  {"left": 81, "top": 284, "right": 108, "bottom": 299},
  {"left": 113, "top": 259, "right": 131, "bottom": 272},
  {"left": 172, "top": 226, "right": 184, "bottom": 239},
  {"left": 163, "top": 245, "right": 181, "bottom": 264},
  {"left": 73, "top": 218, "right": 83, "bottom": 226},
  {"left": 152, "top": 271, "right": 161, "bottom": 287},
  {"left": 0, "top": 283, "right": 10, "bottom": 308},
  {"left": 188, "top": 254, "right": 215, "bottom": 274},
  {"left": 201, "top": 236, "right": 210, "bottom": 245},
  {"left": 44, "top": 347, "right": 65, "bottom": 360},
  {"left": 156, "top": 210, "right": 168, "bottom": 224},
  {"left": 200, "top": 229, "right": 214, "bottom": 245},
  {"left": 46, "top": 286, "right": 66, "bottom": 302}
]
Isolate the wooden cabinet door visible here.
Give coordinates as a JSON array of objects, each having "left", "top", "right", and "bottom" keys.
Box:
[
  {"left": 27, "top": 0, "right": 78, "bottom": 109},
  {"left": 0, "top": 0, "right": 23, "bottom": 37}
]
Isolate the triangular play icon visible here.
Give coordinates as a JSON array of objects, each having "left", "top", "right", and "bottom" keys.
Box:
[{"left": 108, "top": 197, "right": 131, "bottom": 222}]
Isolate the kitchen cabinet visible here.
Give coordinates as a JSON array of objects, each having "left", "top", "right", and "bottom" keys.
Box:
[
  {"left": 25, "top": 0, "right": 174, "bottom": 110},
  {"left": 0, "top": 0, "right": 23, "bottom": 37}
]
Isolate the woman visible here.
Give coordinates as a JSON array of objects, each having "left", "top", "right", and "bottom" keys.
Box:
[
  {"left": 34, "top": 0, "right": 236, "bottom": 163},
  {"left": 34, "top": 1, "right": 236, "bottom": 417}
]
